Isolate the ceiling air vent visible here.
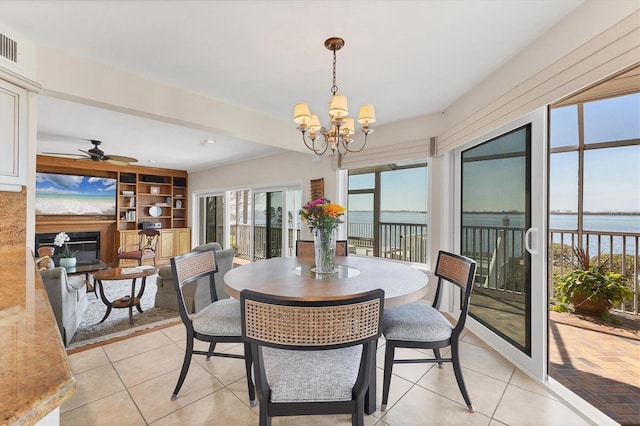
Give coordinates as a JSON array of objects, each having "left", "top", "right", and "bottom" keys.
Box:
[{"left": 0, "top": 33, "right": 18, "bottom": 63}]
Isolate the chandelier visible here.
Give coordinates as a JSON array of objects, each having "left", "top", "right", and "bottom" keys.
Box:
[{"left": 293, "top": 37, "right": 375, "bottom": 158}]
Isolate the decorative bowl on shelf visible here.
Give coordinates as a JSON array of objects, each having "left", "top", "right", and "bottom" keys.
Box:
[{"left": 149, "top": 206, "right": 162, "bottom": 217}]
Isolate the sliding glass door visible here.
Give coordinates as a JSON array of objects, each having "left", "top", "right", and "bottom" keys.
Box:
[
  {"left": 253, "top": 190, "right": 283, "bottom": 260},
  {"left": 455, "top": 109, "right": 547, "bottom": 380},
  {"left": 198, "top": 195, "right": 225, "bottom": 246}
]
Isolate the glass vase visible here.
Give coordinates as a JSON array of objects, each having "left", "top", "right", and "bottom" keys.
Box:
[
  {"left": 59, "top": 257, "right": 77, "bottom": 268},
  {"left": 313, "top": 228, "right": 337, "bottom": 273}
]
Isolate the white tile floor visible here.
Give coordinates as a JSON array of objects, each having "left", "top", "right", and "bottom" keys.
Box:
[{"left": 61, "top": 325, "right": 592, "bottom": 425}]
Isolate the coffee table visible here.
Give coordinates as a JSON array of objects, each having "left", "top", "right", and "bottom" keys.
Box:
[
  {"left": 93, "top": 266, "right": 158, "bottom": 325},
  {"left": 62, "top": 260, "right": 111, "bottom": 297}
]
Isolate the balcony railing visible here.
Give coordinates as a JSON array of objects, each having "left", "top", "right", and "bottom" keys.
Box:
[
  {"left": 230, "top": 224, "right": 299, "bottom": 261},
  {"left": 232, "top": 221, "right": 638, "bottom": 315},
  {"left": 549, "top": 228, "right": 639, "bottom": 315},
  {"left": 347, "top": 222, "right": 428, "bottom": 263}
]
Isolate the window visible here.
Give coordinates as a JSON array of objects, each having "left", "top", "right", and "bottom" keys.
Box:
[
  {"left": 347, "top": 160, "right": 428, "bottom": 263},
  {"left": 549, "top": 91, "right": 640, "bottom": 314}
]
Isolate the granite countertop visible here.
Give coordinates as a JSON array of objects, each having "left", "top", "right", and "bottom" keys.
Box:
[{"left": 0, "top": 247, "right": 75, "bottom": 425}]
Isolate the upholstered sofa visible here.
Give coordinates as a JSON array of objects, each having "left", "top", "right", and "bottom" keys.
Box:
[
  {"left": 40, "top": 267, "right": 88, "bottom": 345},
  {"left": 154, "top": 242, "right": 237, "bottom": 313}
]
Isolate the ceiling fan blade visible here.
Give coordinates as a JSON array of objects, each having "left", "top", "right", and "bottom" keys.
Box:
[
  {"left": 105, "top": 159, "right": 130, "bottom": 166},
  {"left": 73, "top": 157, "right": 92, "bottom": 162},
  {"left": 41, "top": 151, "right": 87, "bottom": 158},
  {"left": 105, "top": 154, "right": 138, "bottom": 163}
]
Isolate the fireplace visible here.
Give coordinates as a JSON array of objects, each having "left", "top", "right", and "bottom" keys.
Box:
[{"left": 35, "top": 231, "right": 101, "bottom": 266}]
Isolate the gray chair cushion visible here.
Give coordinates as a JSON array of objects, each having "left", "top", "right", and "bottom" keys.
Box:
[
  {"left": 262, "top": 346, "right": 363, "bottom": 403},
  {"left": 192, "top": 298, "right": 241, "bottom": 336},
  {"left": 382, "top": 301, "right": 453, "bottom": 342}
]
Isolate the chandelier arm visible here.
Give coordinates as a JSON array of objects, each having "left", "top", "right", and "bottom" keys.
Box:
[
  {"left": 301, "top": 131, "right": 329, "bottom": 156},
  {"left": 341, "top": 132, "right": 368, "bottom": 153}
]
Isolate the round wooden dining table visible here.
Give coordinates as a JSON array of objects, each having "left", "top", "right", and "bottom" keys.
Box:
[
  {"left": 224, "top": 255, "right": 429, "bottom": 308},
  {"left": 224, "top": 255, "right": 429, "bottom": 415}
]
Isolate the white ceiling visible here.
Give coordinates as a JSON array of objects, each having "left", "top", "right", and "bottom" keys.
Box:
[{"left": 0, "top": 0, "right": 584, "bottom": 171}]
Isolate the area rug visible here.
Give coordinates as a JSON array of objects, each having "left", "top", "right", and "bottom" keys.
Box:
[{"left": 67, "top": 273, "right": 180, "bottom": 350}]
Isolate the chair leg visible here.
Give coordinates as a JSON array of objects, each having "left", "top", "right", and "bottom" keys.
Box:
[
  {"left": 171, "top": 337, "right": 194, "bottom": 400},
  {"left": 433, "top": 348, "right": 444, "bottom": 368},
  {"left": 451, "top": 340, "right": 474, "bottom": 412},
  {"left": 206, "top": 342, "right": 216, "bottom": 360},
  {"left": 244, "top": 342, "right": 256, "bottom": 406},
  {"left": 381, "top": 342, "right": 396, "bottom": 411},
  {"left": 353, "top": 397, "right": 365, "bottom": 426},
  {"left": 259, "top": 402, "right": 271, "bottom": 426}
]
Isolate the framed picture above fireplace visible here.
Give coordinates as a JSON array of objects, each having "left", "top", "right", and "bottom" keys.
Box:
[{"left": 35, "top": 173, "right": 117, "bottom": 216}]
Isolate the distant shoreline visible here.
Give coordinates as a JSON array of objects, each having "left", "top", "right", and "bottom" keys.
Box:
[
  {"left": 464, "top": 211, "right": 639, "bottom": 216},
  {"left": 350, "top": 210, "right": 640, "bottom": 216}
]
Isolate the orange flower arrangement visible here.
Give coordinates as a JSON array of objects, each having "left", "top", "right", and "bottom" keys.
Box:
[{"left": 299, "top": 198, "right": 345, "bottom": 233}]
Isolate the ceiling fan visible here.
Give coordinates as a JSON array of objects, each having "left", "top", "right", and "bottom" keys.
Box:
[{"left": 44, "top": 139, "right": 138, "bottom": 166}]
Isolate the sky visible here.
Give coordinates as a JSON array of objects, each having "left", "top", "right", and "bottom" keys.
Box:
[
  {"left": 35, "top": 173, "right": 117, "bottom": 196},
  {"left": 550, "top": 93, "right": 640, "bottom": 213},
  {"left": 348, "top": 166, "right": 428, "bottom": 211},
  {"left": 347, "top": 93, "right": 639, "bottom": 214}
]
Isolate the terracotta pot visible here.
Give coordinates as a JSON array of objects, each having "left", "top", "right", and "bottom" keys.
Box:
[{"left": 572, "top": 291, "right": 613, "bottom": 316}]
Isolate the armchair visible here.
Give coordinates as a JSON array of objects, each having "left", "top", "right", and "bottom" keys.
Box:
[
  {"left": 117, "top": 229, "right": 159, "bottom": 266},
  {"left": 40, "top": 267, "right": 88, "bottom": 345},
  {"left": 154, "top": 242, "right": 238, "bottom": 313}
]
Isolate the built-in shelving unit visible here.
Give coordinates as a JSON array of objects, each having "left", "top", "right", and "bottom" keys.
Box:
[
  {"left": 172, "top": 177, "right": 187, "bottom": 229},
  {"left": 36, "top": 155, "right": 191, "bottom": 266},
  {"left": 118, "top": 172, "right": 137, "bottom": 230},
  {"left": 115, "top": 172, "right": 189, "bottom": 231}
]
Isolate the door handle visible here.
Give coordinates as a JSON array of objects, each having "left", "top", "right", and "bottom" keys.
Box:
[{"left": 525, "top": 227, "right": 538, "bottom": 255}]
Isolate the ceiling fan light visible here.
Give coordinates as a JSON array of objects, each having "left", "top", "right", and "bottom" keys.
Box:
[
  {"left": 328, "top": 94, "right": 348, "bottom": 118},
  {"left": 293, "top": 103, "right": 311, "bottom": 124},
  {"left": 357, "top": 104, "right": 376, "bottom": 124}
]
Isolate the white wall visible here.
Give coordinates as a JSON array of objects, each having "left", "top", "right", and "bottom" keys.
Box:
[
  {"left": 190, "top": 150, "right": 336, "bottom": 237},
  {"left": 190, "top": 150, "right": 335, "bottom": 197},
  {"left": 439, "top": 0, "right": 639, "bottom": 153}
]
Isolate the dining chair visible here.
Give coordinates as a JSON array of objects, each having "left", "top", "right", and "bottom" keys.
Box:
[
  {"left": 295, "top": 239, "right": 348, "bottom": 256},
  {"left": 117, "top": 229, "right": 160, "bottom": 266},
  {"left": 241, "top": 288, "right": 384, "bottom": 426},
  {"left": 381, "top": 250, "right": 477, "bottom": 413},
  {"left": 170, "top": 248, "right": 255, "bottom": 404}
]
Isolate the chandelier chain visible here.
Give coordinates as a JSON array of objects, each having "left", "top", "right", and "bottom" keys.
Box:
[{"left": 331, "top": 48, "right": 338, "bottom": 95}]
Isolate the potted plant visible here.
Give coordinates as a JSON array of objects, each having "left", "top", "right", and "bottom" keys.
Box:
[
  {"left": 553, "top": 246, "right": 633, "bottom": 319},
  {"left": 54, "top": 231, "right": 80, "bottom": 268}
]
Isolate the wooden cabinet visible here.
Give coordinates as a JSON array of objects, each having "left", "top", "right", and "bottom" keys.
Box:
[
  {"left": 158, "top": 228, "right": 191, "bottom": 262},
  {"left": 118, "top": 228, "right": 191, "bottom": 266},
  {"left": 0, "top": 78, "right": 28, "bottom": 191}
]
